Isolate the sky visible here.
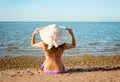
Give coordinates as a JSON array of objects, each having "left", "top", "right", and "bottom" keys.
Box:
[{"left": 0, "top": 0, "right": 120, "bottom": 21}]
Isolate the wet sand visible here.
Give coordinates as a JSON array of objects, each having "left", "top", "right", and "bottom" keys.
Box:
[{"left": 0, "top": 55, "right": 120, "bottom": 82}]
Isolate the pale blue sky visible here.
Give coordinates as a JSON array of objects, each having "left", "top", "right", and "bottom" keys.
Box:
[{"left": 0, "top": 0, "right": 120, "bottom": 21}]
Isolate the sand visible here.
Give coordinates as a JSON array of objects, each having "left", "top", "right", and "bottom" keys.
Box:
[
  {"left": 0, "top": 55, "right": 120, "bottom": 82},
  {"left": 0, "top": 68, "right": 120, "bottom": 82}
]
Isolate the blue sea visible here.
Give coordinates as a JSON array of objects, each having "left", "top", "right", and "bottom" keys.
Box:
[{"left": 0, "top": 22, "right": 120, "bottom": 57}]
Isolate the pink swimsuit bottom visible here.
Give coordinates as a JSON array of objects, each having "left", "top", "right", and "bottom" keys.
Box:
[{"left": 41, "top": 64, "right": 65, "bottom": 74}]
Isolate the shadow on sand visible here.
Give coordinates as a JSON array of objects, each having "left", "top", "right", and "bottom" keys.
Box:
[{"left": 65, "top": 66, "right": 120, "bottom": 74}]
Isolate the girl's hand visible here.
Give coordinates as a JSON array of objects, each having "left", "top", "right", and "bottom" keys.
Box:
[
  {"left": 33, "top": 28, "right": 42, "bottom": 34},
  {"left": 66, "top": 28, "right": 73, "bottom": 34}
]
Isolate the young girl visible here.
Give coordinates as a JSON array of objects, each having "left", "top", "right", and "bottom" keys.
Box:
[{"left": 31, "top": 24, "right": 76, "bottom": 74}]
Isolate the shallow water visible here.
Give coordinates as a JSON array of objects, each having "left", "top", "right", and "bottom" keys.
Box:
[{"left": 0, "top": 22, "right": 120, "bottom": 57}]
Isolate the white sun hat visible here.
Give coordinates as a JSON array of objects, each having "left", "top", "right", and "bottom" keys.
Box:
[{"left": 39, "top": 24, "right": 69, "bottom": 49}]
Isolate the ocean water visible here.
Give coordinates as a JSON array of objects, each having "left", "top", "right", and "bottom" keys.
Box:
[{"left": 0, "top": 22, "right": 120, "bottom": 57}]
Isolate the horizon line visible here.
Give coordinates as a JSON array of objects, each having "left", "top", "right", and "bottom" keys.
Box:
[{"left": 0, "top": 20, "right": 120, "bottom": 22}]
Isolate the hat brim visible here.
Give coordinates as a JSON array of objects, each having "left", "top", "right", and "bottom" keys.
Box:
[{"left": 39, "top": 24, "right": 69, "bottom": 48}]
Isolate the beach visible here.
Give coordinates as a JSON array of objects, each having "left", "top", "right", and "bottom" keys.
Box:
[
  {"left": 1, "top": 69, "right": 120, "bottom": 82},
  {"left": 0, "top": 55, "right": 120, "bottom": 82},
  {"left": 0, "top": 0, "right": 120, "bottom": 81},
  {"left": 0, "top": 22, "right": 120, "bottom": 82}
]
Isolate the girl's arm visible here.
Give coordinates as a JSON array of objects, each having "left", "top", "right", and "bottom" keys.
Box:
[
  {"left": 31, "top": 28, "right": 44, "bottom": 48},
  {"left": 64, "top": 28, "right": 76, "bottom": 49}
]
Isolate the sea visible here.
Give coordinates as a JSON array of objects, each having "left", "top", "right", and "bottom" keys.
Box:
[{"left": 0, "top": 22, "right": 120, "bottom": 57}]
